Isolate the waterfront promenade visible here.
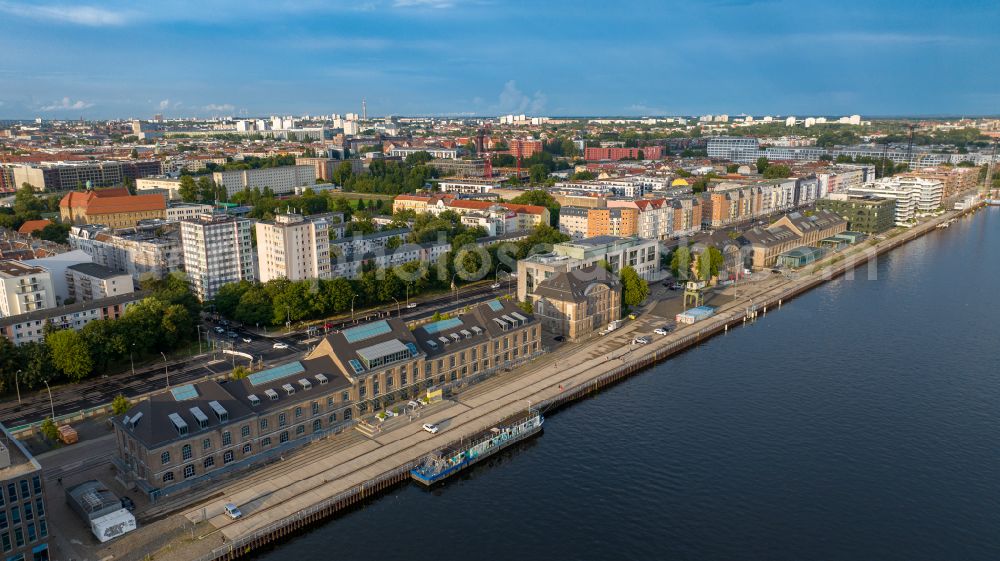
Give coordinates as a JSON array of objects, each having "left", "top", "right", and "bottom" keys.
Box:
[{"left": 107, "top": 204, "right": 976, "bottom": 561}]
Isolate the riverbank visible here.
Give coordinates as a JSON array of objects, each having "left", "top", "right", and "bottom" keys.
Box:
[{"left": 95, "top": 202, "right": 980, "bottom": 561}]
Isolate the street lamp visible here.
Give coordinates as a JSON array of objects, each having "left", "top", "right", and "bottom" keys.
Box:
[
  {"left": 14, "top": 370, "right": 21, "bottom": 405},
  {"left": 160, "top": 351, "right": 170, "bottom": 388},
  {"left": 451, "top": 273, "right": 458, "bottom": 302},
  {"left": 130, "top": 343, "right": 136, "bottom": 376},
  {"left": 351, "top": 294, "right": 358, "bottom": 323},
  {"left": 391, "top": 297, "right": 400, "bottom": 318},
  {"left": 42, "top": 380, "right": 55, "bottom": 422},
  {"left": 196, "top": 324, "right": 203, "bottom": 355}
]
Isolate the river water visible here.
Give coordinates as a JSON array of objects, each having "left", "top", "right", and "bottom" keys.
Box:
[{"left": 258, "top": 208, "right": 1000, "bottom": 561}]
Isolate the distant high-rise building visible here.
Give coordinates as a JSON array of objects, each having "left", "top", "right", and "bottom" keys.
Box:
[{"left": 785, "top": 116, "right": 796, "bottom": 127}]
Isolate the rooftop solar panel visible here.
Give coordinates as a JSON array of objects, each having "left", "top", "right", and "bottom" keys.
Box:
[
  {"left": 170, "top": 384, "right": 199, "bottom": 401},
  {"left": 247, "top": 362, "right": 305, "bottom": 387},
  {"left": 342, "top": 320, "right": 392, "bottom": 343}
]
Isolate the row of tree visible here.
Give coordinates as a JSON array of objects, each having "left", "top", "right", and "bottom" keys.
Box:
[{"left": 0, "top": 275, "right": 200, "bottom": 396}]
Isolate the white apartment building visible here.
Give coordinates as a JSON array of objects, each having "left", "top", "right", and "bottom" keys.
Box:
[
  {"left": 438, "top": 178, "right": 504, "bottom": 195},
  {"left": 331, "top": 242, "right": 450, "bottom": 279},
  {"left": 65, "top": 262, "right": 134, "bottom": 302},
  {"left": 388, "top": 147, "right": 458, "bottom": 159},
  {"left": 558, "top": 206, "right": 589, "bottom": 239},
  {"left": 69, "top": 223, "right": 184, "bottom": 282},
  {"left": 815, "top": 165, "right": 876, "bottom": 198},
  {"left": 608, "top": 199, "right": 674, "bottom": 240},
  {"left": 0, "top": 261, "right": 56, "bottom": 317},
  {"left": 212, "top": 165, "right": 316, "bottom": 197},
  {"left": 0, "top": 292, "right": 140, "bottom": 345},
  {"left": 706, "top": 137, "right": 761, "bottom": 162},
  {"left": 847, "top": 176, "right": 943, "bottom": 227},
  {"left": 166, "top": 203, "right": 215, "bottom": 222},
  {"left": 136, "top": 176, "right": 183, "bottom": 201},
  {"left": 517, "top": 236, "right": 660, "bottom": 301},
  {"left": 180, "top": 214, "right": 256, "bottom": 301},
  {"left": 847, "top": 183, "right": 917, "bottom": 226},
  {"left": 256, "top": 213, "right": 332, "bottom": 283}
]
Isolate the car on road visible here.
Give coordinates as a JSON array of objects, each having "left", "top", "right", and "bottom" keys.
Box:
[
  {"left": 670, "top": 282, "right": 684, "bottom": 290},
  {"left": 227, "top": 331, "right": 238, "bottom": 338},
  {"left": 422, "top": 423, "right": 439, "bottom": 434},
  {"left": 628, "top": 313, "right": 638, "bottom": 320},
  {"left": 490, "top": 282, "right": 501, "bottom": 289},
  {"left": 406, "top": 303, "right": 417, "bottom": 309},
  {"left": 214, "top": 326, "right": 225, "bottom": 334},
  {"left": 632, "top": 336, "right": 650, "bottom": 345},
  {"left": 407, "top": 400, "right": 422, "bottom": 409},
  {"left": 272, "top": 342, "right": 289, "bottom": 349},
  {"left": 241, "top": 337, "right": 252, "bottom": 343},
  {"left": 224, "top": 503, "right": 243, "bottom": 520}
]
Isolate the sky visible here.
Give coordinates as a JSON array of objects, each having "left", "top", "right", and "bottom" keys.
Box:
[{"left": 0, "top": 0, "right": 998, "bottom": 119}]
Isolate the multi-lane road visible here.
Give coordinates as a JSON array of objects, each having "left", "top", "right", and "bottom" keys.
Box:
[{"left": 0, "top": 282, "right": 510, "bottom": 428}]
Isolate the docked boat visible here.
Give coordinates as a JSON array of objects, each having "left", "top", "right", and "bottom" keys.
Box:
[{"left": 410, "top": 409, "right": 544, "bottom": 486}]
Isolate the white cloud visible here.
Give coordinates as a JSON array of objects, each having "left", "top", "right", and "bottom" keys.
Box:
[
  {"left": 393, "top": 0, "right": 454, "bottom": 8},
  {"left": 39, "top": 97, "right": 94, "bottom": 111},
  {"left": 203, "top": 103, "right": 235, "bottom": 113},
  {"left": 0, "top": 2, "right": 132, "bottom": 26},
  {"left": 628, "top": 103, "right": 669, "bottom": 115},
  {"left": 494, "top": 80, "right": 546, "bottom": 114},
  {"left": 158, "top": 99, "right": 171, "bottom": 110}
]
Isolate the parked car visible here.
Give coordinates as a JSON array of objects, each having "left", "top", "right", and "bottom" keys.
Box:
[
  {"left": 214, "top": 326, "right": 225, "bottom": 334},
  {"left": 654, "top": 327, "right": 669, "bottom": 336},
  {"left": 553, "top": 335, "right": 565, "bottom": 342},
  {"left": 406, "top": 303, "right": 417, "bottom": 309},
  {"left": 670, "top": 282, "right": 684, "bottom": 290},
  {"left": 120, "top": 497, "right": 136, "bottom": 512},
  {"left": 628, "top": 313, "right": 638, "bottom": 320},
  {"left": 272, "top": 342, "right": 289, "bottom": 349},
  {"left": 407, "top": 400, "right": 422, "bottom": 409},
  {"left": 241, "top": 337, "right": 252, "bottom": 343},
  {"left": 227, "top": 331, "right": 238, "bottom": 338},
  {"left": 422, "top": 423, "right": 440, "bottom": 434},
  {"left": 632, "top": 336, "right": 650, "bottom": 345},
  {"left": 224, "top": 503, "right": 243, "bottom": 520}
]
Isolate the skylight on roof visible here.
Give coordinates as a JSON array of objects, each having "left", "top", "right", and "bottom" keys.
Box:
[
  {"left": 247, "top": 362, "right": 305, "bottom": 387},
  {"left": 343, "top": 320, "right": 392, "bottom": 343},
  {"left": 170, "top": 384, "right": 198, "bottom": 401},
  {"left": 487, "top": 299, "right": 504, "bottom": 312},
  {"left": 423, "top": 317, "right": 463, "bottom": 334}
]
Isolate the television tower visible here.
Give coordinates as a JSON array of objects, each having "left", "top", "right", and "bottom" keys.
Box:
[{"left": 362, "top": 99, "right": 367, "bottom": 122}]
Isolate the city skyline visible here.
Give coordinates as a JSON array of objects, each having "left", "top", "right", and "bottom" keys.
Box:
[{"left": 1, "top": 0, "right": 999, "bottom": 119}]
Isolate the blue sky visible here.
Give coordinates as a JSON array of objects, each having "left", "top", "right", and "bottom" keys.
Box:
[{"left": 0, "top": 0, "right": 997, "bottom": 119}]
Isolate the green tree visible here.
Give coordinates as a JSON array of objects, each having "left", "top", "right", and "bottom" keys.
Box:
[
  {"left": 756, "top": 156, "right": 769, "bottom": 174},
  {"left": 231, "top": 365, "right": 250, "bottom": 380},
  {"left": 40, "top": 418, "right": 59, "bottom": 442},
  {"left": 112, "top": 394, "right": 131, "bottom": 415},
  {"left": 726, "top": 164, "right": 740, "bottom": 173},
  {"left": 762, "top": 164, "right": 791, "bottom": 179},
  {"left": 404, "top": 151, "right": 433, "bottom": 165},
  {"left": 706, "top": 247, "right": 725, "bottom": 278},
  {"left": 47, "top": 329, "right": 93, "bottom": 382},
  {"left": 510, "top": 190, "right": 561, "bottom": 227},
  {"left": 620, "top": 266, "right": 649, "bottom": 307},
  {"left": 670, "top": 246, "right": 691, "bottom": 279},
  {"left": 178, "top": 175, "right": 199, "bottom": 202},
  {"left": 518, "top": 300, "right": 533, "bottom": 314},
  {"left": 529, "top": 164, "right": 548, "bottom": 184}
]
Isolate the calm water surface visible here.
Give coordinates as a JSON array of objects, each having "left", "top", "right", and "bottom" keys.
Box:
[{"left": 259, "top": 208, "right": 1000, "bottom": 561}]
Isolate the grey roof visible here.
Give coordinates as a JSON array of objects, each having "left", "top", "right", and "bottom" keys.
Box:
[
  {"left": 225, "top": 355, "right": 350, "bottom": 413},
  {"left": 118, "top": 380, "right": 255, "bottom": 449},
  {"left": 741, "top": 225, "right": 798, "bottom": 247},
  {"left": 67, "top": 261, "right": 126, "bottom": 279},
  {"left": 0, "top": 291, "right": 144, "bottom": 328},
  {"left": 533, "top": 264, "right": 620, "bottom": 302},
  {"left": 315, "top": 317, "right": 423, "bottom": 379},
  {"left": 412, "top": 298, "right": 538, "bottom": 358},
  {"left": 570, "top": 235, "right": 624, "bottom": 247}
]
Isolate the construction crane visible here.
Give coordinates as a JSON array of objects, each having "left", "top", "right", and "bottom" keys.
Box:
[
  {"left": 477, "top": 123, "right": 493, "bottom": 178},
  {"left": 906, "top": 123, "right": 917, "bottom": 169}
]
